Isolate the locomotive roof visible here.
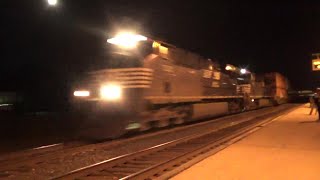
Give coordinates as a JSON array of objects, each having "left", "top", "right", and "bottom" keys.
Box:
[{"left": 150, "top": 37, "right": 221, "bottom": 69}]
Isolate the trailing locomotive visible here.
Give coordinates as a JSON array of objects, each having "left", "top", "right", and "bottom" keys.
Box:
[{"left": 71, "top": 33, "right": 288, "bottom": 139}]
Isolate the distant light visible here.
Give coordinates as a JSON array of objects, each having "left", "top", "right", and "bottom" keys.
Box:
[
  {"left": 107, "top": 33, "right": 147, "bottom": 49},
  {"left": 240, "top": 68, "right": 247, "bottom": 74},
  {"left": 0, "top": 104, "right": 11, "bottom": 107},
  {"left": 312, "top": 59, "right": 320, "bottom": 71},
  {"left": 225, "top": 65, "right": 233, "bottom": 71},
  {"left": 74, "top": 91, "right": 90, "bottom": 97},
  {"left": 251, "top": 99, "right": 255, "bottom": 102},
  {"left": 209, "top": 65, "right": 213, "bottom": 70},
  {"left": 225, "top": 64, "right": 236, "bottom": 71},
  {"left": 47, "top": 0, "right": 57, "bottom": 6}
]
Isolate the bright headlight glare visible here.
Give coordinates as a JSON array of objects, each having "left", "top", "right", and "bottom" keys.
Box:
[
  {"left": 107, "top": 33, "right": 147, "bottom": 49},
  {"left": 74, "top": 90, "right": 90, "bottom": 97},
  {"left": 240, "top": 68, "right": 247, "bottom": 74},
  {"left": 100, "top": 85, "right": 122, "bottom": 100}
]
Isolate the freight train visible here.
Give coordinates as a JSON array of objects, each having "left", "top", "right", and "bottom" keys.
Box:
[{"left": 71, "top": 33, "right": 288, "bottom": 139}]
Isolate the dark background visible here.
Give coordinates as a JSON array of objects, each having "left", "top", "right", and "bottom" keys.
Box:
[{"left": 1, "top": 0, "right": 320, "bottom": 111}]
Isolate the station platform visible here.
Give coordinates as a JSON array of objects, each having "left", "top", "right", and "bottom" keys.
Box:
[{"left": 172, "top": 104, "right": 320, "bottom": 180}]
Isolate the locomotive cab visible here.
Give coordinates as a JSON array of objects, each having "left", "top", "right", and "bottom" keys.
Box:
[{"left": 72, "top": 34, "right": 153, "bottom": 107}]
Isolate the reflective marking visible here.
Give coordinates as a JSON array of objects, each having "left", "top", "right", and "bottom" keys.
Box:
[
  {"left": 33, "top": 143, "right": 62, "bottom": 150},
  {"left": 126, "top": 123, "right": 141, "bottom": 130}
]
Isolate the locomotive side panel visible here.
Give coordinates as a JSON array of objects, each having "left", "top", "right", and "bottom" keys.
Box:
[{"left": 143, "top": 55, "right": 203, "bottom": 104}]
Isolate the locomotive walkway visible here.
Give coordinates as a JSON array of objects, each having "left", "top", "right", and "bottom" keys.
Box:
[{"left": 172, "top": 104, "right": 320, "bottom": 180}]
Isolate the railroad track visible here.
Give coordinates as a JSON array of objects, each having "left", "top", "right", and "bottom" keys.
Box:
[
  {"left": 0, "top": 104, "right": 297, "bottom": 179},
  {"left": 53, "top": 105, "right": 297, "bottom": 180},
  {"left": 0, "top": 141, "right": 86, "bottom": 169}
]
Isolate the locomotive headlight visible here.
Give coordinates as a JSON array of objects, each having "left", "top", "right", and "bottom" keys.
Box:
[
  {"left": 107, "top": 32, "right": 147, "bottom": 49},
  {"left": 100, "top": 84, "right": 122, "bottom": 100},
  {"left": 240, "top": 68, "right": 247, "bottom": 74},
  {"left": 74, "top": 90, "right": 90, "bottom": 97}
]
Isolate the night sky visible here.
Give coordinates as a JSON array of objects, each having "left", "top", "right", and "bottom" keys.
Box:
[{"left": 2, "top": 1, "right": 320, "bottom": 109}]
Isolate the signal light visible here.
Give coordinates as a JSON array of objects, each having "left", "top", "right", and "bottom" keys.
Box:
[{"left": 312, "top": 59, "right": 320, "bottom": 71}]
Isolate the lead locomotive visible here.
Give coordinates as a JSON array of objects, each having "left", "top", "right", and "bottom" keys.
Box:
[{"left": 71, "top": 33, "right": 288, "bottom": 139}]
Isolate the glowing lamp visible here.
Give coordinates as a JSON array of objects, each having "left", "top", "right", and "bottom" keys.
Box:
[
  {"left": 225, "top": 65, "right": 233, "bottom": 71},
  {"left": 100, "top": 84, "right": 122, "bottom": 100},
  {"left": 48, "top": 0, "right": 57, "bottom": 6},
  {"left": 240, "top": 68, "right": 247, "bottom": 74},
  {"left": 74, "top": 90, "right": 90, "bottom": 97},
  {"left": 107, "top": 33, "right": 147, "bottom": 49}
]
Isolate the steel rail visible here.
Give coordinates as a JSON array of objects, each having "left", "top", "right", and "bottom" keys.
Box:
[{"left": 54, "top": 105, "right": 297, "bottom": 180}]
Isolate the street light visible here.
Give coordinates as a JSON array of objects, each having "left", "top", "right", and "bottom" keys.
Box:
[{"left": 47, "top": 0, "right": 58, "bottom": 6}]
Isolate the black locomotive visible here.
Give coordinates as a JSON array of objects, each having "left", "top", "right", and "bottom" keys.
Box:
[{"left": 71, "top": 33, "right": 288, "bottom": 139}]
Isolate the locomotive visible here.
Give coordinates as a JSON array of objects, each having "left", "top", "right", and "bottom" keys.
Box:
[{"left": 71, "top": 32, "right": 288, "bottom": 139}]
